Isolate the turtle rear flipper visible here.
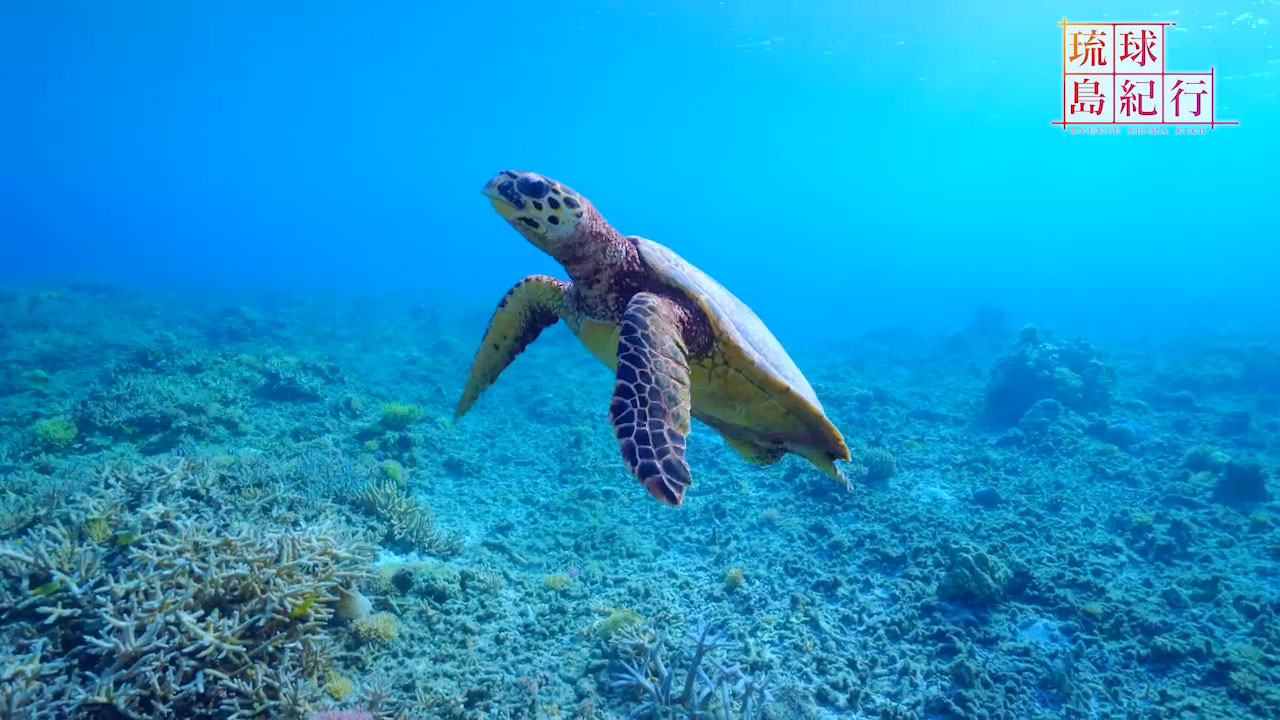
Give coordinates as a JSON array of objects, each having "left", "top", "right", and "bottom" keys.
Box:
[
  {"left": 724, "top": 436, "right": 786, "bottom": 466},
  {"left": 456, "top": 275, "right": 568, "bottom": 419},
  {"left": 798, "top": 447, "right": 848, "bottom": 486},
  {"left": 610, "top": 292, "right": 692, "bottom": 506}
]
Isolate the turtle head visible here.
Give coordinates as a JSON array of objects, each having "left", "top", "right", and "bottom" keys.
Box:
[{"left": 482, "top": 170, "right": 589, "bottom": 254}]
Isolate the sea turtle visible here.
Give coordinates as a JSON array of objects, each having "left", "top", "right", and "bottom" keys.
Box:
[{"left": 455, "top": 170, "right": 850, "bottom": 506}]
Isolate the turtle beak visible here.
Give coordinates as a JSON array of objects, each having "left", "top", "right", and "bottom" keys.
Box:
[{"left": 482, "top": 171, "right": 526, "bottom": 219}]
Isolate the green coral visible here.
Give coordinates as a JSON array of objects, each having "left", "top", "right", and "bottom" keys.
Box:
[
  {"left": 33, "top": 416, "right": 77, "bottom": 449},
  {"left": 544, "top": 573, "right": 573, "bottom": 591},
  {"left": 1184, "top": 444, "right": 1231, "bottom": 473},
  {"left": 323, "top": 672, "right": 355, "bottom": 700},
  {"left": 859, "top": 447, "right": 899, "bottom": 483},
  {"left": 380, "top": 459, "right": 405, "bottom": 484},
  {"left": 595, "top": 608, "right": 644, "bottom": 639},
  {"left": 82, "top": 517, "right": 113, "bottom": 544},
  {"left": 379, "top": 402, "right": 422, "bottom": 429},
  {"left": 353, "top": 611, "right": 399, "bottom": 644}
]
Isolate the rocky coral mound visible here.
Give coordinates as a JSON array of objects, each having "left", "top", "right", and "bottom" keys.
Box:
[
  {"left": 1212, "top": 457, "right": 1273, "bottom": 506},
  {"left": 984, "top": 324, "right": 1116, "bottom": 427}
]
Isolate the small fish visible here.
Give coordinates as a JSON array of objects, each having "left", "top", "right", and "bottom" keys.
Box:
[
  {"left": 32, "top": 581, "right": 61, "bottom": 596},
  {"left": 289, "top": 593, "right": 320, "bottom": 619},
  {"left": 24, "top": 370, "right": 51, "bottom": 384}
]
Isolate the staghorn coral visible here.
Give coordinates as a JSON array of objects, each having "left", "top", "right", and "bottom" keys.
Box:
[
  {"left": 0, "top": 490, "right": 36, "bottom": 535},
  {"left": 210, "top": 437, "right": 368, "bottom": 505},
  {"left": 257, "top": 353, "right": 339, "bottom": 403},
  {"left": 74, "top": 354, "right": 252, "bottom": 452},
  {"left": 307, "top": 709, "right": 373, "bottom": 720},
  {"left": 609, "top": 618, "right": 772, "bottom": 720},
  {"left": 0, "top": 458, "right": 376, "bottom": 719},
  {"left": 357, "top": 478, "right": 462, "bottom": 557}
]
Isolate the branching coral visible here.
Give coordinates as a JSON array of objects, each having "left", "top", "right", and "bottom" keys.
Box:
[
  {"left": 74, "top": 354, "right": 252, "bottom": 452},
  {"left": 0, "top": 459, "right": 377, "bottom": 719},
  {"left": 257, "top": 353, "right": 338, "bottom": 403},
  {"left": 0, "top": 489, "right": 36, "bottom": 535},
  {"left": 357, "top": 478, "right": 462, "bottom": 557},
  {"left": 609, "top": 619, "right": 772, "bottom": 720}
]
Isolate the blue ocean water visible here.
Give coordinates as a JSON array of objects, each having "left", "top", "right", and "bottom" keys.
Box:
[
  {"left": 1, "top": 2, "right": 1279, "bottom": 719},
  {"left": 3, "top": 1, "right": 1278, "bottom": 332}
]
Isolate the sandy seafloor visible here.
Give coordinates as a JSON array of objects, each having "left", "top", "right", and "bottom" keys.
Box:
[{"left": 0, "top": 284, "right": 1277, "bottom": 720}]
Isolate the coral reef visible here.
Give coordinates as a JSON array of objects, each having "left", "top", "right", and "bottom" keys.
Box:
[
  {"left": 0, "top": 459, "right": 375, "bottom": 719},
  {"left": 257, "top": 353, "right": 338, "bottom": 403},
  {"left": 1, "top": 285, "right": 1277, "bottom": 719},
  {"left": 73, "top": 350, "right": 252, "bottom": 453}
]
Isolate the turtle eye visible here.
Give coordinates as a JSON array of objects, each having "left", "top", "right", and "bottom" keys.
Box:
[{"left": 516, "top": 177, "right": 548, "bottom": 199}]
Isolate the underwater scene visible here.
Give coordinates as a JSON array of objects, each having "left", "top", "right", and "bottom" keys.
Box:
[{"left": 2, "top": 1, "right": 1279, "bottom": 719}]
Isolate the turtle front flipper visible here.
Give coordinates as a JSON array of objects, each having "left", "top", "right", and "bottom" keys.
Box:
[
  {"left": 611, "top": 292, "right": 693, "bottom": 506},
  {"left": 456, "top": 275, "right": 569, "bottom": 419}
]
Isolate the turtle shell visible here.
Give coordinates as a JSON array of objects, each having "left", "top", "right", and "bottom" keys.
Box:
[{"left": 632, "top": 237, "right": 849, "bottom": 461}]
